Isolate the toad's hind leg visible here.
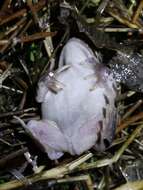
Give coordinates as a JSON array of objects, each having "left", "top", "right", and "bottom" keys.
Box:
[{"left": 26, "top": 120, "right": 69, "bottom": 160}]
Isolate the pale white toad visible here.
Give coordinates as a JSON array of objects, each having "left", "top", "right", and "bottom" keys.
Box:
[{"left": 26, "top": 38, "right": 117, "bottom": 160}]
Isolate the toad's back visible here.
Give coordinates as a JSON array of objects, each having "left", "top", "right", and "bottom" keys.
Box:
[{"left": 37, "top": 38, "right": 117, "bottom": 154}]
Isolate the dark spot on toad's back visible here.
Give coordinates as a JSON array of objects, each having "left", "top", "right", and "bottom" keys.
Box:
[
  {"left": 98, "top": 120, "right": 103, "bottom": 130},
  {"left": 103, "top": 94, "right": 109, "bottom": 104},
  {"left": 96, "top": 131, "right": 101, "bottom": 145},
  {"left": 102, "top": 107, "right": 106, "bottom": 118},
  {"left": 112, "top": 83, "right": 117, "bottom": 92},
  {"left": 103, "top": 138, "right": 110, "bottom": 149}
]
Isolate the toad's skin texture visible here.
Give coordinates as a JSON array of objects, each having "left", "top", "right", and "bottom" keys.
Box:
[
  {"left": 110, "top": 52, "right": 143, "bottom": 92},
  {"left": 27, "top": 38, "right": 117, "bottom": 160}
]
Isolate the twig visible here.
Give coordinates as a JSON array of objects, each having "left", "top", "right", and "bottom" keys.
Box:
[
  {"left": 97, "top": 27, "right": 143, "bottom": 33},
  {"left": 106, "top": 1, "right": 140, "bottom": 28},
  {"left": 0, "top": 147, "right": 28, "bottom": 168},
  {"left": 12, "top": 31, "right": 57, "bottom": 44},
  {"left": 0, "top": 153, "right": 93, "bottom": 190},
  {"left": 57, "top": 175, "right": 93, "bottom": 190},
  {"left": 27, "top": 0, "right": 40, "bottom": 26},
  {"left": 116, "top": 91, "right": 135, "bottom": 101},
  {"left": 0, "top": 64, "right": 12, "bottom": 85},
  {"left": 97, "top": 0, "right": 110, "bottom": 15},
  {"left": 0, "top": 138, "right": 25, "bottom": 147},
  {"left": 116, "top": 112, "right": 143, "bottom": 133},
  {"left": 108, "top": 9, "right": 139, "bottom": 28},
  {"left": 19, "top": 20, "right": 32, "bottom": 36},
  {"left": 1, "top": 85, "right": 23, "bottom": 93},
  {"left": 132, "top": 0, "right": 143, "bottom": 23},
  {"left": 0, "top": 17, "right": 26, "bottom": 53},
  {"left": 121, "top": 100, "right": 143, "bottom": 121},
  {"left": 0, "top": 9, "right": 27, "bottom": 26},
  {"left": 0, "top": 0, "right": 46, "bottom": 26},
  {"left": 0, "top": 108, "right": 37, "bottom": 118},
  {"left": 41, "top": 28, "right": 69, "bottom": 74},
  {"left": 4, "top": 18, "right": 32, "bottom": 37}
]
